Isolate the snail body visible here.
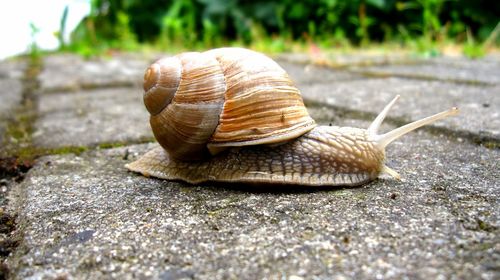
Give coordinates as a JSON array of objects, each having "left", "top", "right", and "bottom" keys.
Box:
[{"left": 126, "top": 48, "right": 458, "bottom": 186}]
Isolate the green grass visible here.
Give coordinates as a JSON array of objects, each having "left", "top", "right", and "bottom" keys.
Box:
[{"left": 58, "top": 1, "right": 499, "bottom": 59}]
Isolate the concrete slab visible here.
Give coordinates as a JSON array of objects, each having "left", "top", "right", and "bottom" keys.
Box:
[
  {"left": 0, "top": 79, "right": 23, "bottom": 119},
  {"left": 276, "top": 52, "right": 416, "bottom": 67},
  {"left": 0, "top": 59, "right": 26, "bottom": 80},
  {"left": 300, "top": 77, "right": 500, "bottom": 140},
  {"left": 0, "top": 79, "right": 23, "bottom": 147},
  {"left": 33, "top": 87, "right": 152, "bottom": 149},
  {"left": 10, "top": 125, "right": 498, "bottom": 279},
  {"left": 39, "top": 54, "right": 149, "bottom": 93},
  {"left": 0, "top": 59, "right": 25, "bottom": 146},
  {"left": 0, "top": 60, "right": 25, "bottom": 116},
  {"left": 350, "top": 58, "right": 500, "bottom": 85},
  {"left": 277, "top": 60, "right": 364, "bottom": 85},
  {"left": 39, "top": 53, "right": 368, "bottom": 94}
]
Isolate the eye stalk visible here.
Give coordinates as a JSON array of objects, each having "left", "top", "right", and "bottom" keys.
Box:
[{"left": 367, "top": 95, "right": 459, "bottom": 178}]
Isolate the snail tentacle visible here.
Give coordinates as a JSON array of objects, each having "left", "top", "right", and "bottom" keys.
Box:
[
  {"left": 368, "top": 95, "right": 400, "bottom": 134},
  {"left": 366, "top": 96, "right": 459, "bottom": 179},
  {"left": 373, "top": 106, "right": 459, "bottom": 149}
]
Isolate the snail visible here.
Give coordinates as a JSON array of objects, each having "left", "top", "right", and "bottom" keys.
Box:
[{"left": 126, "top": 47, "right": 458, "bottom": 186}]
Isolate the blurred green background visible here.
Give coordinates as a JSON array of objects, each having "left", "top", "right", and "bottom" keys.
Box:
[{"left": 64, "top": 0, "right": 499, "bottom": 58}]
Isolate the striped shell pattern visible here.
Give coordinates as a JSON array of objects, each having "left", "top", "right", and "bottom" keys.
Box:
[{"left": 142, "top": 47, "right": 316, "bottom": 161}]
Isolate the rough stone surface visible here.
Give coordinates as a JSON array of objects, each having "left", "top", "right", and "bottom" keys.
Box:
[
  {"left": 276, "top": 52, "right": 416, "bottom": 67},
  {"left": 350, "top": 57, "right": 500, "bottom": 85},
  {"left": 0, "top": 60, "right": 25, "bottom": 146},
  {"left": 33, "top": 87, "right": 152, "bottom": 148},
  {"left": 10, "top": 129, "right": 499, "bottom": 279},
  {"left": 301, "top": 77, "right": 500, "bottom": 140},
  {"left": 3, "top": 52, "right": 500, "bottom": 279},
  {"left": 0, "top": 59, "right": 26, "bottom": 80},
  {"left": 0, "top": 79, "right": 23, "bottom": 118},
  {"left": 39, "top": 54, "right": 150, "bottom": 93},
  {"left": 276, "top": 60, "right": 363, "bottom": 85}
]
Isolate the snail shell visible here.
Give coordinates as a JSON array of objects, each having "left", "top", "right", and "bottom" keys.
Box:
[
  {"left": 143, "top": 47, "right": 316, "bottom": 160},
  {"left": 127, "top": 48, "right": 459, "bottom": 186}
]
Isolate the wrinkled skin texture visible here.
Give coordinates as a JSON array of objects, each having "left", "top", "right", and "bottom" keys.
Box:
[{"left": 126, "top": 126, "right": 385, "bottom": 186}]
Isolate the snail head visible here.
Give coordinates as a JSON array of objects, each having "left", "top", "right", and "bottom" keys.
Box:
[{"left": 366, "top": 95, "right": 459, "bottom": 178}]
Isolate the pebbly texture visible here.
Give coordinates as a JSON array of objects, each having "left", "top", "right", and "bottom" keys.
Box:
[
  {"left": 276, "top": 60, "right": 364, "bottom": 85},
  {"left": 275, "top": 52, "right": 416, "bottom": 68},
  {"left": 33, "top": 87, "right": 153, "bottom": 149},
  {"left": 9, "top": 128, "right": 499, "bottom": 279},
  {"left": 349, "top": 56, "right": 500, "bottom": 85},
  {"left": 39, "top": 54, "right": 150, "bottom": 93},
  {"left": 0, "top": 60, "right": 25, "bottom": 146},
  {"left": 0, "top": 79, "right": 22, "bottom": 119},
  {"left": 0, "top": 59, "right": 25, "bottom": 80}
]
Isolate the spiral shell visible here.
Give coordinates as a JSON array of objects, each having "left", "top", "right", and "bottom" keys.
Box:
[{"left": 143, "top": 47, "right": 316, "bottom": 160}]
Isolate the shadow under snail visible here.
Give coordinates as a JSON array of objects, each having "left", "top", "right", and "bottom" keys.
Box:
[{"left": 126, "top": 47, "right": 458, "bottom": 186}]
